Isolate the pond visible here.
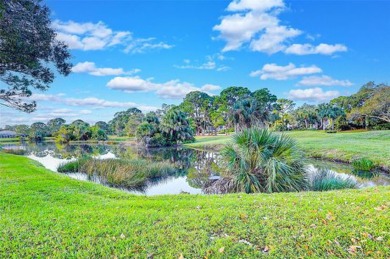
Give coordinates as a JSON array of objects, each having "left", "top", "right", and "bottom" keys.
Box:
[{"left": 2, "top": 141, "right": 389, "bottom": 195}]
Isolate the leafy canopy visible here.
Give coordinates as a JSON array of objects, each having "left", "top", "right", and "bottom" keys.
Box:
[{"left": 0, "top": 0, "right": 71, "bottom": 112}]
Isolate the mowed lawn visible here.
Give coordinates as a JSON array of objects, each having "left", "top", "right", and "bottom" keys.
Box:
[
  {"left": 187, "top": 130, "right": 390, "bottom": 170},
  {"left": 0, "top": 152, "right": 389, "bottom": 258}
]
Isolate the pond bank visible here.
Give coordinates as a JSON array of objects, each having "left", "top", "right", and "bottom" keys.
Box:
[
  {"left": 185, "top": 131, "right": 390, "bottom": 173},
  {"left": 1, "top": 152, "right": 389, "bottom": 257}
]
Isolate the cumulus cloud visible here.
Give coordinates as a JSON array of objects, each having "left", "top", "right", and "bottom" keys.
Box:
[
  {"left": 72, "top": 62, "right": 140, "bottom": 76},
  {"left": 297, "top": 75, "right": 353, "bottom": 87},
  {"left": 288, "top": 87, "right": 340, "bottom": 102},
  {"left": 213, "top": 0, "right": 301, "bottom": 54},
  {"left": 285, "top": 43, "right": 348, "bottom": 55},
  {"left": 213, "top": 0, "right": 347, "bottom": 55},
  {"left": 250, "top": 63, "right": 322, "bottom": 80},
  {"left": 107, "top": 76, "right": 221, "bottom": 99},
  {"left": 53, "top": 20, "right": 172, "bottom": 53}
]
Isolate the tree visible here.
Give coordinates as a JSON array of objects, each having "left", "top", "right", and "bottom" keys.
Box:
[
  {"left": 94, "top": 121, "right": 110, "bottom": 133},
  {"left": 180, "top": 91, "right": 214, "bottom": 135},
  {"left": 349, "top": 85, "right": 390, "bottom": 123},
  {"left": 216, "top": 86, "right": 252, "bottom": 131},
  {"left": 0, "top": 0, "right": 71, "bottom": 112},
  {"left": 47, "top": 118, "right": 66, "bottom": 136},
  {"left": 14, "top": 124, "right": 29, "bottom": 136},
  {"left": 91, "top": 125, "right": 108, "bottom": 141},
  {"left": 317, "top": 103, "right": 344, "bottom": 130},
  {"left": 160, "top": 108, "right": 194, "bottom": 145},
  {"left": 29, "top": 122, "right": 48, "bottom": 140},
  {"left": 70, "top": 120, "right": 91, "bottom": 140},
  {"left": 125, "top": 112, "right": 144, "bottom": 137},
  {"left": 293, "top": 104, "right": 319, "bottom": 129},
  {"left": 109, "top": 108, "right": 142, "bottom": 136}
]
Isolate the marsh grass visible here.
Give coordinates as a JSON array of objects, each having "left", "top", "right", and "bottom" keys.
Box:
[
  {"left": 310, "top": 168, "right": 357, "bottom": 191},
  {"left": 58, "top": 157, "right": 176, "bottom": 188}
]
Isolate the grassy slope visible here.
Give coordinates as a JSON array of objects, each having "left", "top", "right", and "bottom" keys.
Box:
[
  {"left": 0, "top": 152, "right": 389, "bottom": 258},
  {"left": 186, "top": 131, "right": 390, "bottom": 169}
]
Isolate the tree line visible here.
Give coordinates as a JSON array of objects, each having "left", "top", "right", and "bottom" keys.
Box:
[{"left": 2, "top": 81, "right": 389, "bottom": 145}]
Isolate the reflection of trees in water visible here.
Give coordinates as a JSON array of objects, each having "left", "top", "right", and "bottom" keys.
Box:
[
  {"left": 23, "top": 142, "right": 226, "bottom": 191},
  {"left": 24, "top": 142, "right": 110, "bottom": 159},
  {"left": 112, "top": 146, "right": 224, "bottom": 189}
]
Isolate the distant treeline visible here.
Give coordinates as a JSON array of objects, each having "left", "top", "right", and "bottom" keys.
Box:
[{"left": 3, "top": 82, "right": 389, "bottom": 144}]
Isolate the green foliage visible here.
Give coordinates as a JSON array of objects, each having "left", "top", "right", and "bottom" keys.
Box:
[
  {"left": 161, "top": 108, "right": 195, "bottom": 144},
  {"left": 310, "top": 169, "right": 357, "bottom": 191},
  {"left": 0, "top": 0, "right": 71, "bottom": 112},
  {"left": 29, "top": 122, "right": 49, "bottom": 140},
  {"left": 109, "top": 108, "right": 143, "bottom": 136},
  {"left": 46, "top": 118, "right": 66, "bottom": 136},
  {"left": 221, "top": 128, "right": 308, "bottom": 193},
  {"left": 352, "top": 158, "right": 377, "bottom": 178}
]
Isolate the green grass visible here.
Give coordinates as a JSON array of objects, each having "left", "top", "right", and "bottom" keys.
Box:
[
  {"left": 186, "top": 131, "right": 390, "bottom": 171},
  {"left": 1, "top": 152, "right": 389, "bottom": 258},
  {"left": 0, "top": 137, "right": 20, "bottom": 144}
]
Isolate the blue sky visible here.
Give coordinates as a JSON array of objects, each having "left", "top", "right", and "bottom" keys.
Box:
[{"left": 1, "top": 0, "right": 389, "bottom": 127}]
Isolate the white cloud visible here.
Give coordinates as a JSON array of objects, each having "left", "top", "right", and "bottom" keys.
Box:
[
  {"left": 53, "top": 20, "right": 172, "bottom": 53},
  {"left": 214, "top": 0, "right": 347, "bottom": 55},
  {"left": 124, "top": 38, "right": 174, "bottom": 54},
  {"left": 288, "top": 87, "right": 340, "bottom": 102},
  {"left": 250, "top": 63, "right": 322, "bottom": 80},
  {"left": 249, "top": 26, "right": 301, "bottom": 54},
  {"left": 27, "top": 94, "right": 157, "bottom": 111},
  {"left": 213, "top": 0, "right": 302, "bottom": 54},
  {"left": 227, "top": 0, "right": 285, "bottom": 12},
  {"left": 107, "top": 76, "right": 221, "bottom": 99},
  {"left": 72, "top": 62, "right": 140, "bottom": 76},
  {"left": 298, "top": 75, "right": 353, "bottom": 87},
  {"left": 175, "top": 54, "right": 230, "bottom": 71},
  {"left": 285, "top": 43, "right": 348, "bottom": 55}
]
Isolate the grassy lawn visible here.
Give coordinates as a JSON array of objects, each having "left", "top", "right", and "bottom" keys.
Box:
[
  {"left": 1, "top": 152, "right": 389, "bottom": 258},
  {"left": 0, "top": 138, "right": 20, "bottom": 144},
  {"left": 186, "top": 130, "right": 390, "bottom": 170}
]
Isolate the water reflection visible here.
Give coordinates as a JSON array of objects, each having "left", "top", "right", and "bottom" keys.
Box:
[{"left": 2, "top": 141, "right": 389, "bottom": 195}]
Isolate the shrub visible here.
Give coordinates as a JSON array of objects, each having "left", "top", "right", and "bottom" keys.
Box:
[
  {"left": 310, "top": 169, "right": 357, "bottom": 191},
  {"left": 351, "top": 158, "right": 377, "bottom": 179},
  {"left": 221, "top": 128, "right": 308, "bottom": 194}
]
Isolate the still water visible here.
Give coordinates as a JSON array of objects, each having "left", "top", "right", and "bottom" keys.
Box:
[{"left": 2, "top": 142, "right": 389, "bottom": 195}]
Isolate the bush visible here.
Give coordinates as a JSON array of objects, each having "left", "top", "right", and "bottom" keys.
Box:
[
  {"left": 351, "top": 158, "right": 377, "bottom": 179},
  {"left": 352, "top": 158, "right": 375, "bottom": 171},
  {"left": 310, "top": 169, "right": 357, "bottom": 191},
  {"left": 221, "top": 128, "right": 308, "bottom": 194}
]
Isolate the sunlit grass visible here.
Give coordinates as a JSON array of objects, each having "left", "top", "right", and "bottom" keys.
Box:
[
  {"left": 187, "top": 130, "right": 390, "bottom": 170},
  {"left": 1, "top": 152, "right": 389, "bottom": 257}
]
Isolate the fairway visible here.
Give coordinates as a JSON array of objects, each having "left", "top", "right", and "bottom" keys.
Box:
[{"left": 187, "top": 131, "right": 390, "bottom": 170}]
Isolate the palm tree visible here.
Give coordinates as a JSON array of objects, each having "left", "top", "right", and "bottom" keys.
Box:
[
  {"left": 160, "top": 108, "right": 194, "bottom": 144},
  {"left": 219, "top": 128, "right": 308, "bottom": 193}
]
